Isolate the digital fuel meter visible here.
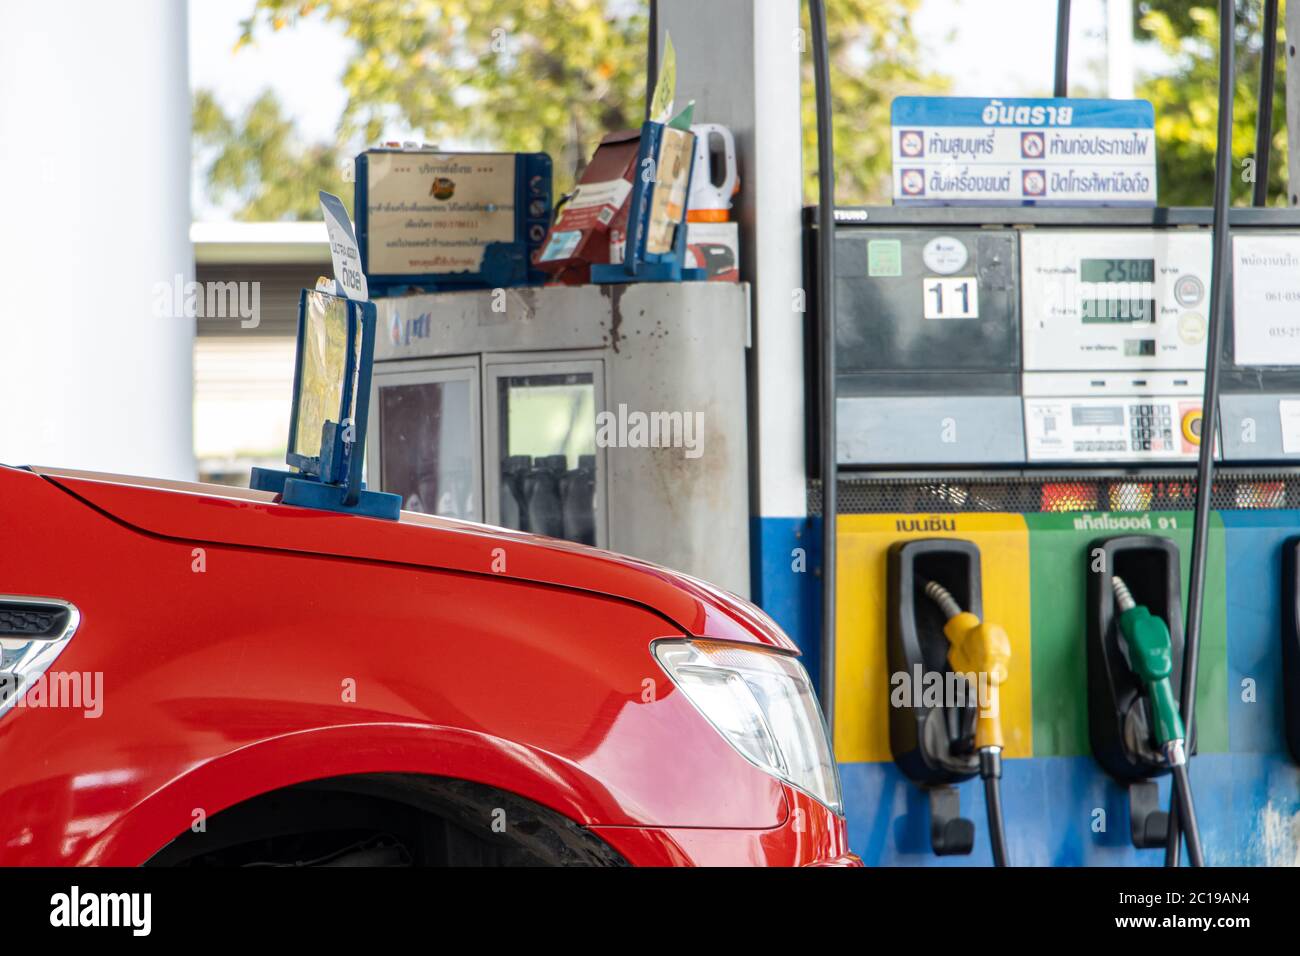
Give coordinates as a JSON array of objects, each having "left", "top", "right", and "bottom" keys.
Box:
[
  {"left": 1021, "top": 231, "right": 1212, "bottom": 372},
  {"left": 1021, "top": 230, "right": 1213, "bottom": 463}
]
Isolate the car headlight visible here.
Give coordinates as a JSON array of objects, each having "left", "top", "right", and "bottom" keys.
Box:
[
  {"left": 0, "top": 596, "right": 81, "bottom": 721},
  {"left": 653, "top": 639, "right": 843, "bottom": 814}
]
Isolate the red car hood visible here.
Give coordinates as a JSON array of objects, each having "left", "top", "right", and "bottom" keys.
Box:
[{"left": 30, "top": 467, "right": 794, "bottom": 652}]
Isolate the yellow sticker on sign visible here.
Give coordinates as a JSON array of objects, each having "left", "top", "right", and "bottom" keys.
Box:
[{"left": 649, "top": 32, "right": 677, "bottom": 125}]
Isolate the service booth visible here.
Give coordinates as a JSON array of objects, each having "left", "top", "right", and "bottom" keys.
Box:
[{"left": 366, "top": 282, "right": 752, "bottom": 596}]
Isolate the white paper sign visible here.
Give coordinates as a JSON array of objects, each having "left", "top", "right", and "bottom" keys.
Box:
[
  {"left": 1280, "top": 400, "right": 1300, "bottom": 454},
  {"left": 320, "top": 191, "right": 369, "bottom": 301},
  {"left": 568, "top": 178, "right": 633, "bottom": 213},
  {"left": 1232, "top": 235, "right": 1300, "bottom": 366}
]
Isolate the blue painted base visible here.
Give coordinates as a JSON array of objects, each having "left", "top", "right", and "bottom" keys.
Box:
[
  {"left": 750, "top": 516, "right": 823, "bottom": 689},
  {"left": 841, "top": 753, "right": 1300, "bottom": 866},
  {"left": 751, "top": 511, "right": 1300, "bottom": 865}
]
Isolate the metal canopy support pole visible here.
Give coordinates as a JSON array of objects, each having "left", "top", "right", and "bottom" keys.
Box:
[
  {"left": 1253, "top": 0, "right": 1280, "bottom": 206},
  {"left": 809, "top": 0, "right": 837, "bottom": 728},
  {"left": 1288, "top": 0, "right": 1299, "bottom": 207},
  {"left": 1164, "top": 0, "right": 1235, "bottom": 870},
  {"left": 1055, "top": 0, "right": 1072, "bottom": 97}
]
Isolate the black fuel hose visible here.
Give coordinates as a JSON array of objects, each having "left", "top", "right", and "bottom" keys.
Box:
[
  {"left": 981, "top": 749, "right": 1009, "bottom": 867},
  {"left": 808, "top": 0, "right": 838, "bottom": 730},
  {"left": 1165, "top": 0, "right": 1235, "bottom": 868},
  {"left": 1252, "top": 0, "right": 1280, "bottom": 206},
  {"left": 1171, "top": 761, "right": 1205, "bottom": 868},
  {"left": 1053, "top": 0, "right": 1071, "bottom": 97},
  {"left": 922, "top": 579, "right": 1011, "bottom": 867}
]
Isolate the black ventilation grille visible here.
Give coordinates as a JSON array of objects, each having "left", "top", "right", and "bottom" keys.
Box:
[
  {"left": 0, "top": 603, "right": 70, "bottom": 639},
  {"left": 810, "top": 472, "right": 1300, "bottom": 515}
]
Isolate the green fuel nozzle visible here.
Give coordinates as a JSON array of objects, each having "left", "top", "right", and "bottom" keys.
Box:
[{"left": 1112, "top": 576, "right": 1187, "bottom": 766}]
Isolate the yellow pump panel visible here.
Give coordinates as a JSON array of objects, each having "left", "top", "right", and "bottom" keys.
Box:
[{"left": 833, "top": 513, "right": 1033, "bottom": 763}]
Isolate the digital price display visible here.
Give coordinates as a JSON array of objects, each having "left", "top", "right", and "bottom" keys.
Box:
[
  {"left": 1080, "top": 258, "right": 1156, "bottom": 283},
  {"left": 1081, "top": 257, "right": 1156, "bottom": 324}
]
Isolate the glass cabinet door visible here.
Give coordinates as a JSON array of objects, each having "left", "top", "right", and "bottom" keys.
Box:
[
  {"left": 485, "top": 357, "right": 606, "bottom": 547},
  {"left": 368, "top": 360, "right": 480, "bottom": 521}
]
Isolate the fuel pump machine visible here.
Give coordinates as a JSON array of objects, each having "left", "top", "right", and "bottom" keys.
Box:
[{"left": 809, "top": 204, "right": 1300, "bottom": 866}]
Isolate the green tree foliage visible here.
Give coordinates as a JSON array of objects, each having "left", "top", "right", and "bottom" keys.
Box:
[
  {"left": 1135, "top": 0, "right": 1290, "bottom": 206},
  {"left": 193, "top": 89, "right": 347, "bottom": 220},
  {"left": 195, "top": 0, "right": 942, "bottom": 218},
  {"left": 237, "top": 0, "right": 649, "bottom": 198},
  {"left": 800, "top": 0, "right": 948, "bottom": 205}
]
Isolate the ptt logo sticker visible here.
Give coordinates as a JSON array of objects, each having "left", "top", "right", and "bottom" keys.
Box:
[
  {"left": 1020, "top": 131, "right": 1045, "bottom": 158},
  {"left": 922, "top": 235, "right": 969, "bottom": 275},
  {"left": 1022, "top": 169, "right": 1047, "bottom": 197},
  {"left": 390, "top": 312, "right": 432, "bottom": 347},
  {"left": 900, "top": 169, "right": 926, "bottom": 196},
  {"left": 898, "top": 130, "right": 925, "bottom": 158},
  {"left": 1174, "top": 274, "right": 1205, "bottom": 307}
]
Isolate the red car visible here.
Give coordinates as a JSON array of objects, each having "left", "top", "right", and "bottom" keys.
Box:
[{"left": 0, "top": 464, "right": 854, "bottom": 867}]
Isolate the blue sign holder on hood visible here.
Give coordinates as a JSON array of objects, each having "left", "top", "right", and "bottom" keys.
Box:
[{"left": 250, "top": 288, "right": 400, "bottom": 521}]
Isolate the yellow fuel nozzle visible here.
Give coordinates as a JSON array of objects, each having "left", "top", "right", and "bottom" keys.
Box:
[
  {"left": 921, "top": 577, "right": 1014, "bottom": 867},
  {"left": 949, "top": 615, "right": 1011, "bottom": 751},
  {"left": 923, "top": 582, "right": 1011, "bottom": 753}
]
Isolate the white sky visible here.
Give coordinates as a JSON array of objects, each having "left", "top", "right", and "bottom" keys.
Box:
[
  {"left": 188, "top": 0, "right": 349, "bottom": 144},
  {"left": 188, "top": 0, "right": 1160, "bottom": 218}
]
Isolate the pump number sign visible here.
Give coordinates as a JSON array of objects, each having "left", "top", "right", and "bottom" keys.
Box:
[
  {"left": 892, "top": 97, "right": 1157, "bottom": 206},
  {"left": 923, "top": 276, "right": 979, "bottom": 319}
]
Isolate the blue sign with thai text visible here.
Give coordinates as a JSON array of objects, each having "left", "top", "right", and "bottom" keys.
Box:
[{"left": 891, "top": 97, "right": 1157, "bottom": 207}]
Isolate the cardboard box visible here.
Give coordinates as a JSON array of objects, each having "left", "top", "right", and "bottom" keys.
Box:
[{"left": 534, "top": 129, "right": 639, "bottom": 285}]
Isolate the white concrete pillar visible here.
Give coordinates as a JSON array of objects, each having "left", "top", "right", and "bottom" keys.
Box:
[
  {"left": 1106, "top": 0, "right": 1135, "bottom": 100},
  {"left": 657, "top": 0, "right": 807, "bottom": 521},
  {"left": 0, "top": 0, "right": 195, "bottom": 479}
]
